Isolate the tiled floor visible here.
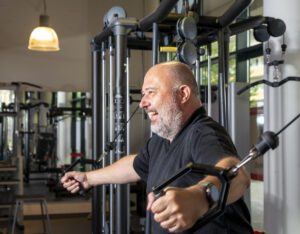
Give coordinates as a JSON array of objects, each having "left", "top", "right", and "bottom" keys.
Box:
[{"left": 24, "top": 214, "right": 91, "bottom": 234}]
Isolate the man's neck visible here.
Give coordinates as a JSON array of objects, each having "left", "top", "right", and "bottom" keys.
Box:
[{"left": 167, "top": 103, "right": 203, "bottom": 142}]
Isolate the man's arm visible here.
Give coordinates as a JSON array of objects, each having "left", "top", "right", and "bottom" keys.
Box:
[
  {"left": 148, "top": 156, "right": 250, "bottom": 233},
  {"left": 61, "top": 154, "right": 141, "bottom": 193},
  {"left": 196, "top": 156, "right": 250, "bottom": 205}
]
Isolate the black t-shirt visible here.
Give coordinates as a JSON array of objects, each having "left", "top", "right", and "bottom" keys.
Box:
[{"left": 133, "top": 107, "right": 253, "bottom": 234}]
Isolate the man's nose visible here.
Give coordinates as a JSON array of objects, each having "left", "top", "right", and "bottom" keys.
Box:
[{"left": 139, "top": 95, "right": 149, "bottom": 109}]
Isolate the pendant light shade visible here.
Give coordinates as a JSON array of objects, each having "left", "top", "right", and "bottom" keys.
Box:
[{"left": 28, "top": 1, "right": 60, "bottom": 52}]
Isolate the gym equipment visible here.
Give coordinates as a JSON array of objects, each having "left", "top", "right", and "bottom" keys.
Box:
[
  {"left": 267, "top": 18, "right": 286, "bottom": 37},
  {"left": 253, "top": 17, "right": 286, "bottom": 42},
  {"left": 11, "top": 194, "right": 52, "bottom": 234},
  {"left": 177, "top": 41, "right": 198, "bottom": 65},
  {"left": 88, "top": 1, "right": 288, "bottom": 233},
  {"left": 237, "top": 36, "right": 300, "bottom": 95},
  {"left": 176, "top": 15, "right": 198, "bottom": 65},
  {"left": 237, "top": 76, "right": 300, "bottom": 95},
  {"left": 177, "top": 16, "right": 197, "bottom": 40},
  {"left": 152, "top": 112, "right": 300, "bottom": 231},
  {"left": 103, "top": 6, "right": 127, "bottom": 27},
  {"left": 253, "top": 25, "right": 270, "bottom": 42},
  {"left": 21, "top": 101, "right": 49, "bottom": 183},
  {"left": 92, "top": 4, "right": 176, "bottom": 232},
  {"left": 63, "top": 105, "right": 140, "bottom": 176},
  {"left": 35, "top": 133, "right": 56, "bottom": 167}
]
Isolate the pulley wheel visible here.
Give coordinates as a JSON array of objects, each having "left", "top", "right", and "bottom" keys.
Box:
[
  {"left": 267, "top": 18, "right": 286, "bottom": 37},
  {"left": 103, "top": 6, "right": 127, "bottom": 27},
  {"left": 178, "top": 41, "right": 197, "bottom": 66},
  {"left": 253, "top": 25, "right": 270, "bottom": 42},
  {"left": 176, "top": 16, "right": 197, "bottom": 40}
]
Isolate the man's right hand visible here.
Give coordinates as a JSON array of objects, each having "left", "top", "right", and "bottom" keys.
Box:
[{"left": 61, "top": 171, "right": 91, "bottom": 193}]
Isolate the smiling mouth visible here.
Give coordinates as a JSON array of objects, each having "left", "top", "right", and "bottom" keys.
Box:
[{"left": 147, "top": 111, "right": 158, "bottom": 121}]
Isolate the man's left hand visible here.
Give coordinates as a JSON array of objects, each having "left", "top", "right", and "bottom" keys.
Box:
[{"left": 147, "top": 186, "right": 208, "bottom": 233}]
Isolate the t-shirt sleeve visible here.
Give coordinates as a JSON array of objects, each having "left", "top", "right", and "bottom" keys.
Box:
[{"left": 133, "top": 139, "right": 151, "bottom": 182}]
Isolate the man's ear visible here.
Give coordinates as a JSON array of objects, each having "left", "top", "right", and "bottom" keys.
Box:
[{"left": 178, "top": 85, "right": 191, "bottom": 104}]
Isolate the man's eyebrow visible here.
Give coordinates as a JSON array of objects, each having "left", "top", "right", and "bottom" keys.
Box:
[{"left": 141, "top": 87, "right": 157, "bottom": 95}]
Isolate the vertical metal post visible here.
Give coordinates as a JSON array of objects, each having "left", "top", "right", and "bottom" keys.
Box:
[
  {"left": 126, "top": 49, "right": 131, "bottom": 234},
  {"left": 101, "top": 41, "right": 108, "bottom": 233},
  {"left": 126, "top": 49, "right": 131, "bottom": 158},
  {"left": 11, "top": 84, "right": 24, "bottom": 227},
  {"left": 56, "top": 92, "right": 68, "bottom": 166},
  {"left": 0, "top": 116, "right": 3, "bottom": 160},
  {"left": 217, "top": 28, "right": 229, "bottom": 129},
  {"left": 24, "top": 93, "right": 31, "bottom": 183},
  {"left": 152, "top": 22, "right": 159, "bottom": 65},
  {"left": 14, "top": 84, "right": 23, "bottom": 195},
  {"left": 91, "top": 40, "right": 103, "bottom": 234},
  {"left": 146, "top": 19, "right": 160, "bottom": 234},
  {"left": 195, "top": 59, "right": 200, "bottom": 85},
  {"left": 207, "top": 43, "right": 212, "bottom": 117},
  {"left": 235, "top": 10, "right": 248, "bottom": 83},
  {"left": 71, "top": 92, "right": 77, "bottom": 163},
  {"left": 228, "top": 82, "right": 251, "bottom": 209},
  {"left": 12, "top": 86, "right": 18, "bottom": 158},
  {"left": 108, "top": 36, "right": 115, "bottom": 234},
  {"left": 112, "top": 23, "right": 129, "bottom": 234},
  {"left": 80, "top": 92, "right": 86, "bottom": 170}
]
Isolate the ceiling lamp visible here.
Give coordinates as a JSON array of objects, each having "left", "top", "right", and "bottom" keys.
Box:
[{"left": 28, "top": 0, "right": 59, "bottom": 51}]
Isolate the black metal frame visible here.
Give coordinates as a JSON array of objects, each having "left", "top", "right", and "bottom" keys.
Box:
[
  {"left": 89, "top": 0, "right": 288, "bottom": 233},
  {"left": 152, "top": 162, "right": 232, "bottom": 230}
]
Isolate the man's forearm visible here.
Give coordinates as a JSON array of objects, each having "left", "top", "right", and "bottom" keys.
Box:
[
  {"left": 199, "top": 156, "right": 250, "bottom": 205},
  {"left": 86, "top": 154, "right": 141, "bottom": 186}
]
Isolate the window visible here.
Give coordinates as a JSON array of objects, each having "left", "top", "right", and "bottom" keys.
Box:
[{"left": 249, "top": 56, "right": 264, "bottom": 108}]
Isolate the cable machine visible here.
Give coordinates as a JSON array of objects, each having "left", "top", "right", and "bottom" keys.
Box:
[{"left": 88, "top": 0, "right": 289, "bottom": 233}]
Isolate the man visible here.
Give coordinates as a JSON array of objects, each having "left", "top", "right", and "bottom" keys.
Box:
[{"left": 61, "top": 61, "right": 253, "bottom": 233}]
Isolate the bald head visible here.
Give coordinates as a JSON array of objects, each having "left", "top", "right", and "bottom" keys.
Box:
[
  {"left": 140, "top": 62, "right": 202, "bottom": 140},
  {"left": 145, "top": 61, "right": 200, "bottom": 97}
]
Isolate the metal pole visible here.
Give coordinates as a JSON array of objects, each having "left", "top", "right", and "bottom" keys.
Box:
[
  {"left": 126, "top": 48, "right": 131, "bottom": 234},
  {"left": 108, "top": 36, "right": 115, "bottom": 234},
  {"left": 80, "top": 93, "right": 86, "bottom": 170},
  {"left": 146, "top": 19, "right": 160, "bottom": 234},
  {"left": 217, "top": 28, "right": 229, "bottom": 129},
  {"left": 71, "top": 92, "right": 77, "bottom": 164},
  {"left": 195, "top": 58, "right": 200, "bottom": 85},
  {"left": 101, "top": 41, "right": 108, "bottom": 233},
  {"left": 91, "top": 40, "right": 103, "bottom": 234},
  {"left": 112, "top": 23, "right": 129, "bottom": 234},
  {"left": 207, "top": 44, "right": 212, "bottom": 117},
  {"left": 152, "top": 22, "right": 159, "bottom": 65},
  {"left": 24, "top": 100, "right": 31, "bottom": 183}
]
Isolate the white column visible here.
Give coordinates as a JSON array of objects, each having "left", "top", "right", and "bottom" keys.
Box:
[
  {"left": 264, "top": 0, "right": 300, "bottom": 233},
  {"left": 56, "top": 92, "right": 70, "bottom": 166}
]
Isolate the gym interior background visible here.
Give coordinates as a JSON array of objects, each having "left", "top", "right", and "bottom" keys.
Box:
[{"left": 0, "top": 0, "right": 299, "bottom": 233}]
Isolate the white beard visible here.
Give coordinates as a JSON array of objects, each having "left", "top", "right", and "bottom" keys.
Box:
[{"left": 151, "top": 94, "right": 183, "bottom": 141}]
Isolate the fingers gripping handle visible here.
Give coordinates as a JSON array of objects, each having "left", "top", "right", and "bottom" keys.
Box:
[
  {"left": 154, "top": 190, "right": 166, "bottom": 199},
  {"left": 62, "top": 158, "right": 91, "bottom": 197}
]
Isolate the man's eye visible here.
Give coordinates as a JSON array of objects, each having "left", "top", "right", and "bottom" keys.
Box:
[{"left": 142, "top": 90, "right": 156, "bottom": 98}]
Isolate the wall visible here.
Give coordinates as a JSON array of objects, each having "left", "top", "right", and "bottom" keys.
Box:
[{"left": 0, "top": 0, "right": 148, "bottom": 91}]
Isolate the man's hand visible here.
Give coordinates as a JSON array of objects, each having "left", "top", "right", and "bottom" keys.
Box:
[
  {"left": 147, "top": 185, "right": 209, "bottom": 233},
  {"left": 60, "top": 171, "right": 91, "bottom": 193}
]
